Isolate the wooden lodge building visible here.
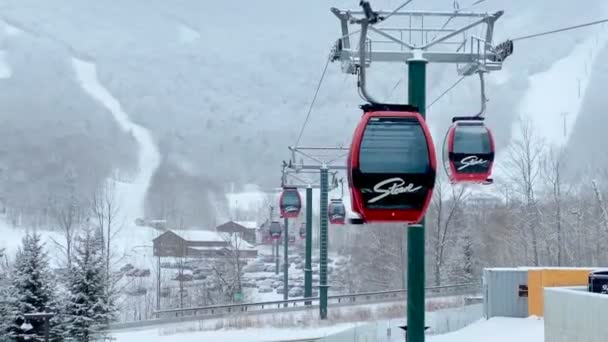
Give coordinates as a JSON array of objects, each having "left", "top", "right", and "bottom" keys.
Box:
[
  {"left": 152, "top": 221, "right": 258, "bottom": 259},
  {"left": 215, "top": 220, "right": 257, "bottom": 245}
]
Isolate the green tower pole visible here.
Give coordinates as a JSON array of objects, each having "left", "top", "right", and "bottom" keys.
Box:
[
  {"left": 407, "top": 55, "right": 427, "bottom": 342},
  {"left": 275, "top": 239, "right": 279, "bottom": 275},
  {"left": 319, "top": 166, "right": 329, "bottom": 319},
  {"left": 304, "top": 186, "right": 313, "bottom": 305},
  {"left": 283, "top": 217, "right": 289, "bottom": 306}
]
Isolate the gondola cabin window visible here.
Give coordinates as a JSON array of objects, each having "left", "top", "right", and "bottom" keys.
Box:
[
  {"left": 359, "top": 117, "right": 430, "bottom": 175},
  {"left": 358, "top": 117, "right": 431, "bottom": 210}
]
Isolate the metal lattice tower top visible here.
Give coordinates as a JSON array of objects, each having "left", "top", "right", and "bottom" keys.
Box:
[
  {"left": 330, "top": 4, "right": 511, "bottom": 77},
  {"left": 280, "top": 146, "right": 347, "bottom": 189}
]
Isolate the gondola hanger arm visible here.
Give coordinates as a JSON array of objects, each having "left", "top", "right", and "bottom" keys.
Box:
[{"left": 474, "top": 70, "right": 488, "bottom": 118}]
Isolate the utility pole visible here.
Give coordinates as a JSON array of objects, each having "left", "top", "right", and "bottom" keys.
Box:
[
  {"left": 329, "top": 2, "right": 511, "bottom": 340},
  {"left": 283, "top": 216, "right": 289, "bottom": 306},
  {"left": 282, "top": 146, "right": 346, "bottom": 319},
  {"left": 304, "top": 186, "right": 313, "bottom": 305}
]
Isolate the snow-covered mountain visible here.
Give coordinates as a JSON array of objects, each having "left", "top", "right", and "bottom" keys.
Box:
[{"left": 0, "top": 0, "right": 606, "bottom": 227}]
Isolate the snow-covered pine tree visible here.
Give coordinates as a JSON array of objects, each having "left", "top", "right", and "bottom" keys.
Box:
[
  {"left": 63, "top": 227, "right": 114, "bottom": 342},
  {"left": 0, "top": 246, "right": 7, "bottom": 318},
  {"left": 4, "top": 233, "right": 61, "bottom": 341},
  {"left": 0, "top": 270, "right": 11, "bottom": 342}
]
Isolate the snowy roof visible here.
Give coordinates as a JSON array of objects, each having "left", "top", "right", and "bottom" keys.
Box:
[
  {"left": 173, "top": 229, "right": 225, "bottom": 242},
  {"left": 177, "top": 230, "right": 256, "bottom": 249},
  {"left": 485, "top": 267, "right": 596, "bottom": 271},
  {"left": 233, "top": 221, "right": 258, "bottom": 229},
  {"left": 189, "top": 246, "right": 227, "bottom": 251}
]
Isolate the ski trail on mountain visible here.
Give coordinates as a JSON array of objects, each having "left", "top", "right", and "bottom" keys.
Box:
[{"left": 72, "top": 58, "right": 161, "bottom": 224}]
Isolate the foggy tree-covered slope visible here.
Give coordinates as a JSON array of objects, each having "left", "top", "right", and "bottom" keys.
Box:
[
  {"left": 0, "top": 26, "right": 137, "bottom": 226},
  {"left": 0, "top": 0, "right": 605, "bottom": 226}
]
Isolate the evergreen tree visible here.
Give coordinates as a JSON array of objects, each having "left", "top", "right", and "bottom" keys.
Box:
[
  {"left": 63, "top": 227, "right": 114, "bottom": 342},
  {"left": 0, "top": 249, "right": 7, "bottom": 335},
  {"left": 0, "top": 276, "right": 11, "bottom": 342},
  {"left": 5, "top": 233, "right": 60, "bottom": 341}
]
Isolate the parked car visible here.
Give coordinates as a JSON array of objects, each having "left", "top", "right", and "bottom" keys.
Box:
[
  {"left": 243, "top": 262, "right": 265, "bottom": 272},
  {"left": 289, "top": 287, "right": 304, "bottom": 297}
]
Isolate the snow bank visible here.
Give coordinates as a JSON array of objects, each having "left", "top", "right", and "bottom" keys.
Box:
[
  {"left": 325, "top": 315, "right": 543, "bottom": 342},
  {"left": 112, "top": 323, "right": 357, "bottom": 342},
  {"left": 428, "top": 317, "right": 543, "bottom": 342}
]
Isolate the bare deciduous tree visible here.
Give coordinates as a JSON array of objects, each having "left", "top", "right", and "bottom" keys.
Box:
[
  {"left": 503, "top": 115, "right": 545, "bottom": 266},
  {"left": 211, "top": 231, "right": 249, "bottom": 303},
  {"left": 91, "top": 179, "right": 122, "bottom": 281},
  {"left": 590, "top": 178, "right": 608, "bottom": 264},
  {"left": 50, "top": 168, "right": 83, "bottom": 267},
  {"left": 428, "top": 177, "right": 469, "bottom": 286},
  {"left": 349, "top": 223, "right": 406, "bottom": 292},
  {"left": 543, "top": 146, "right": 569, "bottom": 265}
]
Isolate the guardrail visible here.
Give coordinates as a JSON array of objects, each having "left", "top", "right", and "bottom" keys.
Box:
[
  {"left": 154, "top": 282, "right": 478, "bottom": 317},
  {"left": 109, "top": 282, "right": 479, "bottom": 331}
]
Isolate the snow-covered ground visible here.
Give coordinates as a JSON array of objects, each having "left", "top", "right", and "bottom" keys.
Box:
[
  {"left": 428, "top": 317, "right": 543, "bottom": 342},
  {"left": 514, "top": 27, "right": 608, "bottom": 148},
  {"left": 113, "top": 323, "right": 358, "bottom": 342},
  {"left": 112, "top": 316, "right": 543, "bottom": 342},
  {"left": 0, "top": 217, "right": 64, "bottom": 266}
]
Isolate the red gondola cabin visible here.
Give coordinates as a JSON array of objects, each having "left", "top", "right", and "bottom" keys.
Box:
[
  {"left": 328, "top": 199, "right": 346, "bottom": 225},
  {"left": 443, "top": 117, "right": 494, "bottom": 184},
  {"left": 269, "top": 221, "right": 282, "bottom": 240},
  {"left": 279, "top": 187, "right": 302, "bottom": 218},
  {"left": 299, "top": 222, "right": 306, "bottom": 238},
  {"left": 348, "top": 104, "right": 436, "bottom": 224}
]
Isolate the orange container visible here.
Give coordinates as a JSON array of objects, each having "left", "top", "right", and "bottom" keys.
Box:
[{"left": 527, "top": 268, "right": 592, "bottom": 316}]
